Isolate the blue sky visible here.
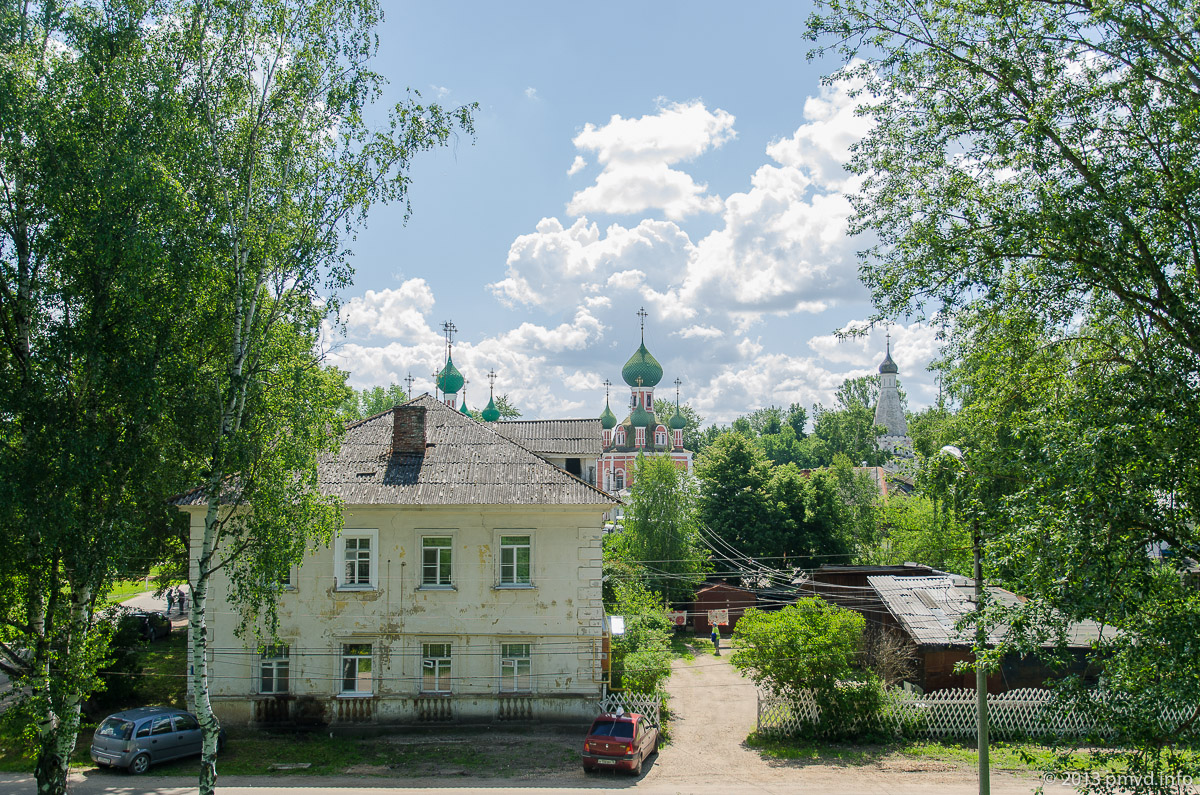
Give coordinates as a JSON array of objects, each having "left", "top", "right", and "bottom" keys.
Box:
[{"left": 323, "top": 1, "right": 940, "bottom": 424}]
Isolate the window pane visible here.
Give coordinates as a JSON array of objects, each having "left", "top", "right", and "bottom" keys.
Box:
[{"left": 516, "top": 547, "right": 530, "bottom": 582}]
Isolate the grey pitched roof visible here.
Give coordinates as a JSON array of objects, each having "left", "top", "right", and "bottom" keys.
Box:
[
  {"left": 493, "top": 419, "right": 603, "bottom": 457},
  {"left": 174, "top": 395, "right": 616, "bottom": 508},
  {"left": 869, "top": 575, "right": 1105, "bottom": 649}
]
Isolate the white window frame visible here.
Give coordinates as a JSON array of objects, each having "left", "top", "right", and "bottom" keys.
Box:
[
  {"left": 340, "top": 643, "right": 373, "bottom": 696},
  {"left": 259, "top": 645, "right": 290, "bottom": 695},
  {"left": 420, "top": 534, "right": 455, "bottom": 589},
  {"left": 421, "top": 642, "right": 452, "bottom": 693},
  {"left": 497, "top": 532, "right": 533, "bottom": 588},
  {"left": 654, "top": 427, "right": 667, "bottom": 446},
  {"left": 615, "top": 427, "right": 625, "bottom": 445},
  {"left": 334, "top": 529, "right": 378, "bottom": 591},
  {"left": 500, "top": 642, "right": 532, "bottom": 693},
  {"left": 614, "top": 469, "right": 625, "bottom": 490}
]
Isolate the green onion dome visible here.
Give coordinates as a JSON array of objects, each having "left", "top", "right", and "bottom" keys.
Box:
[
  {"left": 459, "top": 401, "right": 471, "bottom": 416},
  {"left": 599, "top": 399, "right": 617, "bottom": 430},
  {"left": 482, "top": 396, "right": 501, "bottom": 423},
  {"left": 670, "top": 405, "right": 687, "bottom": 430},
  {"left": 621, "top": 342, "right": 663, "bottom": 388},
  {"left": 437, "top": 355, "right": 465, "bottom": 394},
  {"left": 630, "top": 404, "right": 653, "bottom": 428}
]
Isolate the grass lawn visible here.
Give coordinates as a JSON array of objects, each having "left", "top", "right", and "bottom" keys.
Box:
[{"left": 746, "top": 733, "right": 1200, "bottom": 778}]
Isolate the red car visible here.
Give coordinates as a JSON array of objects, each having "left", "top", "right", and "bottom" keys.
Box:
[{"left": 581, "top": 711, "right": 659, "bottom": 775}]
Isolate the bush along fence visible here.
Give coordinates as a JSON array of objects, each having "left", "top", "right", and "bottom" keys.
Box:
[
  {"left": 757, "top": 687, "right": 1197, "bottom": 740},
  {"left": 599, "top": 687, "right": 663, "bottom": 727}
]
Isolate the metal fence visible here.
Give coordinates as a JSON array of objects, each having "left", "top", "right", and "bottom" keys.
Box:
[{"left": 757, "top": 687, "right": 1194, "bottom": 739}]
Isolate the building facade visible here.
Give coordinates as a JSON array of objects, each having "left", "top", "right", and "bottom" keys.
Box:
[
  {"left": 597, "top": 312, "right": 693, "bottom": 495},
  {"left": 178, "top": 396, "right": 617, "bottom": 727}
]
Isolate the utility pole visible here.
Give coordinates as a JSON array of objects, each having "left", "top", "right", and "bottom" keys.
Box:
[
  {"left": 942, "top": 445, "right": 989, "bottom": 795},
  {"left": 974, "top": 516, "right": 990, "bottom": 795}
]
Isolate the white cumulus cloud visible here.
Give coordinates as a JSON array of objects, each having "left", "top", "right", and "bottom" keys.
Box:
[{"left": 566, "top": 100, "right": 734, "bottom": 220}]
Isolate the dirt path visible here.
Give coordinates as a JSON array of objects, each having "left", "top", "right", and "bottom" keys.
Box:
[{"left": 651, "top": 642, "right": 1042, "bottom": 794}]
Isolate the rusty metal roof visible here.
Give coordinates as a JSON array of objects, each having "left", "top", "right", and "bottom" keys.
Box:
[
  {"left": 869, "top": 575, "right": 1105, "bottom": 649},
  {"left": 493, "top": 419, "right": 603, "bottom": 457},
  {"left": 174, "top": 395, "right": 616, "bottom": 508}
]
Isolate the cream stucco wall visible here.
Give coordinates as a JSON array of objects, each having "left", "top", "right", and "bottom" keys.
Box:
[{"left": 184, "top": 503, "right": 608, "bottom": 726}]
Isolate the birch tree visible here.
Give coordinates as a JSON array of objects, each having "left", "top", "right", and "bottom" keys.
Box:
[
  {"left": 0, "top": 4, "right": 203, "bottom": 793},
  {"left": 169, "top": 2, "right": 474, "bottom": 792}
]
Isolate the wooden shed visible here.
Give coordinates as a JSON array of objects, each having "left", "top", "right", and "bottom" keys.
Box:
[{"left": 691, "top": 582, "right": 757, "bottom": 635}]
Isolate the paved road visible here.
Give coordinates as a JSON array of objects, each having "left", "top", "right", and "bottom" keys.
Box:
[{"left": 14, "top": 615, "right": 1049, "bottom": 795}]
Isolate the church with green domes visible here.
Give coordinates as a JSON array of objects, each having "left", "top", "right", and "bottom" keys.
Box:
[{"left": 597, "top": 308, "right": 693, "bottom": 493}]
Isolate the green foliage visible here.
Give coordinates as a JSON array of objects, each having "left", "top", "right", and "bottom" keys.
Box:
[
  {"left": 620, "top": 454, "right": 708, "bottom": 603},
  {"left": 653, "top": 398, "right": 705, "bottom": 451},
  {"left": 808, "top": 0, "right": 1200, "bottom": 780},
  {"left": 732, "top": 600, "right": 884, "bottom": 738},
  {"left": 340, "top": 384, "right": 407, "bottom": 421},
  {"left": 731, "top": 600, "right": 865, "bottom": 702},
  {"left": 696, "top": 435, "right": 877, "bottom": 564},
  {"left": 468, "top": 393, "right": 522, "bottom": 421},
  {"left": 863, "top": 495, "right": 972, "bottom": 576},
  {"left": 606, "top": 578, "right": 674, "bottom": 693}
]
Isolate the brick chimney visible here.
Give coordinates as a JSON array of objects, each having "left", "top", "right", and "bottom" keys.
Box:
[{"left": 392, "top": 405, "right": 427, "bottom": 456}]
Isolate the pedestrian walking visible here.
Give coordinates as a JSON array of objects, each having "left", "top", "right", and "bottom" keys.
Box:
[
  {"left": 166, "top": 590, "right": 175, "bottom": 614},
  {"left": 711, "top": 625, "right": 720, "bottom": 655}
]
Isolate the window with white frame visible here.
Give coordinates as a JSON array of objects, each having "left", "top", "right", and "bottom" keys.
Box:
[
  {"left": 500, "top": 643, "right": 531, "bottom": 692},
  {"left": 259, "top": 645, "right": 290, "bottom": 694},
  {"left": 614, "top": 469, "right": 625, "bottom": 490},
  {"left": 340, "top": 643, "right": 372, "bottom": 694},
  {"left": 499, "top": 535, "right": 531, "bottom": 586},
  {"left": 335, "top": 530, "right": 377, "bottom": 590},
  {"left": 422, "top": 643, "right": 451, "bottom": 692},
  {"left": 655, "top": 427, "right": 667, "bottom": 446},
  {"left": 421, "top": 536, "right": 453, "bottom": 587}
]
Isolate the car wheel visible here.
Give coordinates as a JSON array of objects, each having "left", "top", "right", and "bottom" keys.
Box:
[
  {"left": 127, "top": 753, "right": 150, "bottom": 775},
  {"left": 631, "top": 753, "right": 643, "bottom": 776},
  {"left": 652, "top": 735, "right": 660, "bottom": 755},
  {"left": 582, "top": 763, "right": 595, "bottom": 774}
]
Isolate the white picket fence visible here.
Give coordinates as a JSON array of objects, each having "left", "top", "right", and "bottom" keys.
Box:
[
  {"left": 599, "top": 688, "right": 663, "bottom": 726},
  {"left": 757, "top": 687, "right": 1195, "bottom": 739}
]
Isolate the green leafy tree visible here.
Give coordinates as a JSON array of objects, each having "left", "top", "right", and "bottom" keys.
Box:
[
  {"left": 695, "top": 432, "right": 775, "bottom": 557},
  {"left": 0, "top": 7, "right": 202, "bottom": 792},
  {"left": 171, "top": 2, "right": 475, "bottom": 791},
  {"left": 653, "top": 397, "right": 704, "bottom": 451},
  {"left": 863, "top": 494, "right": 972, "bottom": 576},
  {"left": 810, "top": 375, "right": 889, "bottom": 467},
  {"left": 786, "top": 403, "right": 808, "bottom": 438},
  {"left": 340, "top": 384, "right": 407, "bottom": 421},
  {"left": 808, "top": 0, "right": 1200, "bottom": 774},
  {"left": 621, "top": 454, "right": 708, "bottom": 604},
  {"left": 732, "top": 599, "right": 880, "bottom": 737},
  {"left": 731, "top": 599, "right": 865, "bottom": 701},
  {"left": 605, "top": 578, "right": 673, "bottom": 693},
  {"left": 468, "top": 392, "right": 522, "bottom": 421}
]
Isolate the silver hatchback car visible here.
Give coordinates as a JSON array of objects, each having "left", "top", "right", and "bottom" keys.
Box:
[{"left": 91, "top": 707, "right": 223, "bottom": 774}]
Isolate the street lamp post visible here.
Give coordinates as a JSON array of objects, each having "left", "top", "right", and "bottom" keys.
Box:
[{"left": 941, "top": 445, "right": 990, "bottom": 795}]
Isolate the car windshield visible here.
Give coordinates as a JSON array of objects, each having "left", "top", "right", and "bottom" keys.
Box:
[
  {"left": 96, "top": 718, "right": 133, "bottom": 740},
  {"left": 589, "top": 720, "right": 634, "bottom": 739}
]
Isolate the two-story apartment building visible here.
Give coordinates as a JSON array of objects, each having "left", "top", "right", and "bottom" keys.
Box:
[{"left": 176, "top": 395, "right": 617, "bottom": 727}]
